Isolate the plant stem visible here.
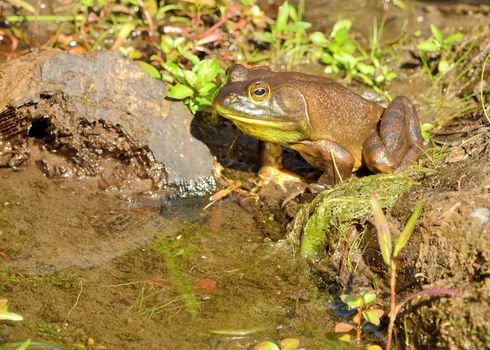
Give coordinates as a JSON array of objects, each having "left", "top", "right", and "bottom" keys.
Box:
[
  {"left": 386, "top": 265, "right": 397, "bottom": 350},
  {"left": 356, "top": 305, "right": 363, "bottom": 346}
]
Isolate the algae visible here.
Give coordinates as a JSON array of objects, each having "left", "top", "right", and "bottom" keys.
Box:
[
  {"left": 150, "top": 233, "right": 200, "bottom": 317},
  {"left": 287, "top": 173, "right": 416, "bottom": 259}
]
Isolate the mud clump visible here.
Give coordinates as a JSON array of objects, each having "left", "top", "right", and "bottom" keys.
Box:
[{"left": 0, "top": 50, "right": 216, "bottom": 198}]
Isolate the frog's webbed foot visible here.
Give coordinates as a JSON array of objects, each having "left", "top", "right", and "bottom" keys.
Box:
[{"left": 362, "top": 96, "right": 424, "bottom": 173}]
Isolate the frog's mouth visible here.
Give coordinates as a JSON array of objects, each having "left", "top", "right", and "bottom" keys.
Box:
[{"left": 214, "top": 105, "right": 299, "bottom": 129}]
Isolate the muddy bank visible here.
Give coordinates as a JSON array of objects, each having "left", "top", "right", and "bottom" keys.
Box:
[{"left": 0, "top": 51, "right": 216, "bottom": 198}]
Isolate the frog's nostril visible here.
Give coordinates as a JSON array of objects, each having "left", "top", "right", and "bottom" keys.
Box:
[{"left": 225, "top": 93, "right": 238, "bottom": 103}]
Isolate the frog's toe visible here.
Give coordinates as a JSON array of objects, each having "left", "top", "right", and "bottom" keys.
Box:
[{"left": 258, "top": 166, "right": 304, "bottom": 188}]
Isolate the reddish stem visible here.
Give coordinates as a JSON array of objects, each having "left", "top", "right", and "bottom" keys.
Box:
[
  {"left": 197, "top": 1, "right": 238, "bottom": 39},
  {"left": 356, "top": 305, "right": 363, "bottom": 346}
]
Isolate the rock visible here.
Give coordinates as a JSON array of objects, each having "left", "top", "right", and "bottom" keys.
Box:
[{"left": 0, "top": 50, "right": 216, "bottom": 197}]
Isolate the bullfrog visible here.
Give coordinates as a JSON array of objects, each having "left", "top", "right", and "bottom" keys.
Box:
[{"left": 213, "top": 64, "right": 423, "bottom": 185}]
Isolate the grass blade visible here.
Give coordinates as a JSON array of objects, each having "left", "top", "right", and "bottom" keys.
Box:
[{"left": 393, "top": 202, "right": 423, "bottom": 257}]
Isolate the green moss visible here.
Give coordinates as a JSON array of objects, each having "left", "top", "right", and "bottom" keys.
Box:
[
  {"left": 289, "top": 172, "right": 416, "bottom": 259},
  {"left": 150, "top": 228, "right": 200, "bottom": 318}
]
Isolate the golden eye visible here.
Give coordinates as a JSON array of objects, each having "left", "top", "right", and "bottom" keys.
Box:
[{"left": 248, "top": 82, "right": 270, "bottom": 102}]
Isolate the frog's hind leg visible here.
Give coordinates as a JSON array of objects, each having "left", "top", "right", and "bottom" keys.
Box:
[{"left": 362, "top": 96, "right": 423, "bottom": 173}]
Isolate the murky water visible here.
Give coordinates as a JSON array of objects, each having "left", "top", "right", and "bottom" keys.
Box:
[{"left": 0, "top": 162, "right": 352, "bottom": 349}]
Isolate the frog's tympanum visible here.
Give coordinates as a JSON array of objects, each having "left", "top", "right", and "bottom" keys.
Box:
[{"left": 213, "top": 64, "right": 423, "bottom": 185}]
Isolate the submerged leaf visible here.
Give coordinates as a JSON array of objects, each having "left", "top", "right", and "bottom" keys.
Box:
[
  {"left": 335, "top": 322, "right": 355, "bottom": 333},
  {"left": 280, "top": 338, "right": 301, "bottom": 350},
  {"left": 338, "top": 334, "right": 351, "bottom": 343},
  {"left": 252, "top": 341, "right": 280, "bottom": 350}
]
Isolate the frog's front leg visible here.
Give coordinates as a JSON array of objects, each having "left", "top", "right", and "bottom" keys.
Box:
[
  {"left": 362, "top": 96, "right": 423, "bottom": 173},
  {"left": 258, "top": 141, "right": 304, "bottom": 187},
  {"left": 292, "top": 140, "right": 355, "bottom": 185}
]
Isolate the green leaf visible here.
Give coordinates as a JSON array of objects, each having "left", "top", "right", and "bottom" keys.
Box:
[
  {"left": 430, "top": 24, "right": 443, "bottom": 45},
  {"left": 420, "top": 123, "right": 434, "bottom": 142},
  {"left": 287, "top": 21, "right": 312, "bottom": 32},
  {"left": 310, "top": 32, "right": 329, "bottom": 46},
  {"left": 444, "top": 32, "right": 463, "bottom": 45},
  {"left": 370, "top": 193, "right": 393, "bottom": 267},
  {"left": 341, "top": 294, "right": 364, "bottom": 309},
  {"left": 331, "top": 19, "right": 352, "bottom": 38},
  {"left": 280, "top": 338, "right": 301, "bottom": 350},
  {"left": 363, "top": 293, "right": 377, "bottom": 304},
  {"left": 198, "top": 82, "right": 217, "bottom": 96},
  {"left": 173, "top": 36, "right": 186, "bottom": 48},
  {"left": 438, "top": 60, "right": 450, "bottom": 73},
  {"left": 338, "top": 334, "right": 351, "bottom": 342},
  {"left": 183, "top": 53, "right": 200, "bottom": 66},
  {"left": 357, "top": 62, "right": 375, "bottom": 75},
  {"left": 417, "top": 40, "right": 439, "bottom": 52},
  {"left": 184, "top": 70, "right": 197, "bottom": 87},
  {"left": 162, "top": 62, "right": 185, "bottom": 83},
  {"left": 363, "top": 310, "right": 381, "bottom": 326},
  {"left": 252, "top": 341, "right": 280, "bottom": 350},
  {"left": 321, "top": 52, "right": 334, "bottom": 64},
  {"left": 167, "top": 84, "right": 194, "bottom": 100},
  {"left": 275, "top": 1, "right": 290, "bottom": 32},
  {"left": 15, "top": 339, "right": 31, "bottom": 350},
  {"left": 193, "top": 59, "right": 221, "bottom": 84},
  {"left": 136, "top": 61, "right": 161, "bottom": 80},
  {"left": 393, "top": 202, "right": 424, "bottom": 257},
  {"left": 367, "top": 346, "right": 383, "bottom": 350},
  {"left": 0, "top": 309, "right": 24, "bottom": 321},
  {"left": 160, "top": 35, "right": 173, "bottom": 53}
]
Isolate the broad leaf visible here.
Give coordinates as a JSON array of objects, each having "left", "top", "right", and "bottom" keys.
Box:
[
  {"left": 280, "top": 338, "right": 301, "bottom": 350},
  {"left": 362, "top": 310, "right": 382, "bottom": 326},
  {"left": 445, "top": 32, "right": 463, "bottom": 45},
  {"left": 275, "top": 1, "right": 290, "bottom": 32},
  {"left": 335, "top": 322, "right": 354, "bottom": 333},
  {"left": 310, "top": 32, "right": 329, "bottom": 46},
  {"left": 417, "top": 40, "right": 439, "bottom": 52},
  {"left": 341, "top": 294, "right": 364, "bottom": 309},
  {"left": 430, "top": 24, "right": 443, "bottom": 45},
  {"left": 167, "top": 84, "right": 194, "bottom": 100},
  {"left": 252, "top": 341, "right": 280, "bottom": 350},
  {"left": 136, "top": 61, "right": 161, "bottom": 80},
  {"left": 363, "top": 293, "right": 377, "bottom": 304},
  {"left": 331, "top": 19, "right": 352, "bottom": 38}
]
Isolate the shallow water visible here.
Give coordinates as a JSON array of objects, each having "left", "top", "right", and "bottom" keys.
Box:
[{"left": 0, "top": 162, "right": 353, "bottom": 349}]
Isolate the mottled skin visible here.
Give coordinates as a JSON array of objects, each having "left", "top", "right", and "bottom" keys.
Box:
[{"left": 214, "top": 64, "right": 423, "bottom": 185}]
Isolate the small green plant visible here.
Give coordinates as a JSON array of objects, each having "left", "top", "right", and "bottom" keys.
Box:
[
  {"left": 417, "top": 25, "right": 463, "bottom": 79},
  {"left": 162, "top": 56, "right": 224, "bottom": 114},
  {"left": 310, "top": 19, "right": 396, "bottom": 97},
  {"left": 420, "top": 123, "right": 434, "bottom": 143},
  {"left": 255, "top": 0, "right": 311, "bottom": 69},
  {"left": 334, "top": 292, "right": 384, "bottom": 348},
  {"left": 370, "top": 194, "right": 461, "bottom": 350}
]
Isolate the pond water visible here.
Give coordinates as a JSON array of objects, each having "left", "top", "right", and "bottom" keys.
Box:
[{"left": 0, "top": 159, "right": 352, "bottom": 349}]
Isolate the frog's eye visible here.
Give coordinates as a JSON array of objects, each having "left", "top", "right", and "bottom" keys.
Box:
[{"left": 248, "top": 82, "right": 270, "bottom": 102}]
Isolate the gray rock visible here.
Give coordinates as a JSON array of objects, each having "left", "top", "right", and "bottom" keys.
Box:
[{"left": 0, "top": 50, "right": 216, "bottom": 197}]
